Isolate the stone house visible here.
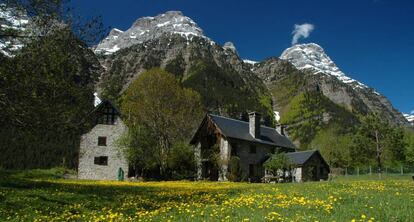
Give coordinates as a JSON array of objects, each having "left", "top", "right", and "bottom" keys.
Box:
[
  {"left": 190, "top": 112, "right": 330, "bottom": 182},
  {"left": 264, "top": 150, "right": 330, "bottom": 182},
  {"left": 78, "top": 100, "right": 129, "bottom": 180},
  {"left": 191, "top": 112, "right": 297, "bottom": 182},
  {"left": 287, "top": 150, "right": 330, "bottom": 182}
]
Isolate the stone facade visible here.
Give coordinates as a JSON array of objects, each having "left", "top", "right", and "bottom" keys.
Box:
[
  {"left": 208, "top": 136, "right": 290, "bottom": 182},
  {"left": 192, "top": 113, "right": 297, "bottom": 182},
  {"left": 194, "top": 142, "right": 202, "bottom": 180},
  {"left": 218, "top": 137, "right": 230, "bottom": 181},
  {"left": 227, "top": 139, "right": 287, "bottom": 181},
  {"left": 298, "top": 154, "right": 329, "bottom": 182},
  {"left": 78, "top": 116, "right": 128, "bottom": 180},
  {"left": 292, "top": 167, "right": 302, "bottom": 182}
]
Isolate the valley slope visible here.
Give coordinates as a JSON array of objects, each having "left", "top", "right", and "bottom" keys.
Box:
[{"left": 86, "top": 11, "right": 413, "bottom": 146}]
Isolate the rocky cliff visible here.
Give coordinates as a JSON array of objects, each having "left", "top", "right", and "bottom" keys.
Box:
[
  {"left": 0, "top": 4, "right": 30, "bottom": 56},
  {"left": 95, "top": 11, "right": 275, "bottom": 124},
  {"left": 95, "top": 11, "right": 410, "bottom": 135},
  {"left": 278, "top": 43, "right": 408, "bottom": 126}
]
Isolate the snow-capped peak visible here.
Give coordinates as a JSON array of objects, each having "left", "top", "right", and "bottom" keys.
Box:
[
  {"left": 223, "top": 42, "right": 237, "bottom": 54},
  {"left": 280, "top": 43, "right": 372, "bottom": 91},
  {"left": 94, "top": 11, "right": 210, "bottom": 55},
  {"left": 403, "top": 113, "right": 414, "bottom": 125}
]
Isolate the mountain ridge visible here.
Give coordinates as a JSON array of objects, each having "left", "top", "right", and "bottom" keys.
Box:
[
  {"left": 278, "top": 43, "right": 409, "bottom": 126},
  {"left": 0, "top": 4, "right": 30, "bottom": 56},
  {"left": 1, "top": 6, "right": 410, "bottom": 126},
  {"left": 94, "top": 10, "right": 410, "bottom": 129},
  {"left": 94, "top": 11, "right": 212, "bottom": 55}
]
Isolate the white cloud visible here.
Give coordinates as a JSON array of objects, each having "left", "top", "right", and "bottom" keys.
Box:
[
  {"left": 411, "top": 110, "right": 414, "bottom": 115},
  {"left": 291, "top": 23, "right": 315, "bottom": 45}
]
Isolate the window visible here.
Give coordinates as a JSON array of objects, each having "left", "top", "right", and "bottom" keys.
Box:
[
  {"left": 249, "top": 145, "right": 256, "bottom": 154},
  {"left": 231, "top": 143, "right": 238, "bottom": 156},
  {"left": 98, "top": 137, "right": 107, "bottom": 146},
  {"left": 94, "top": 156, "right": 108, "bottom": 166},
  {"left": 97, "top": 106, "right": 117, "bottom": 125}
]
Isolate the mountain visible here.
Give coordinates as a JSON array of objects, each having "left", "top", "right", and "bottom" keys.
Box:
[
  {"left": 246, "top": 43, "right": 410, "bottom": 146},
  {"left": 0, "top": 5, "right": 410, "bottom": 148},
  {"left": 280, "top": 43, "right": 369, "bottom": 90},
  {"left": 279, "top": 43, "right": 408, "bottom": 126},
  {"left": 404, "top": 114, "right": 414, "bottom": 126},
  {"left": 94, "top": 11, "right": 411, "bottom": 146},
  {"left": 0, "top": 4, "right": 30, "bottom": 56},
  {"left": 94, "top": 11, "right": 210, "bottom": 55},
  {"left": 95, "top": 11, "right": 276, "bottom": 124}
]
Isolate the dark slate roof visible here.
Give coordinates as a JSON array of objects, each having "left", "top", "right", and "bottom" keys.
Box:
[
  {"left": 285, "top": 150, "right": 319, "bottom": 165},
  {"left": 94, "top": 100, "right": 121, "bottom": 114},
  {"left": 208, "top": 114, "right": 296, "bottom": 149},
  {"left": 80, "top": 100, "right": 121, "bottom": 126}
]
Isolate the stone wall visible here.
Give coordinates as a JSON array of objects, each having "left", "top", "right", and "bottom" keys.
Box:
[
  {"left": 227, "top": 139, "right": 289, "bottom": 181},
  {"left": 218, "top": 137, "right": 230, "bottom": 181},
  {"left": 194, "top": 142, "right": 202, "bottom": 180},
  {"left": 292, "top": 167, "right": 302, "bottom": 182},
  {"left": 78, "top": 116, "right": 129, "bottom": 180},
  {"left": 300, "top": 154, "right": 329, "bottom": 182}
]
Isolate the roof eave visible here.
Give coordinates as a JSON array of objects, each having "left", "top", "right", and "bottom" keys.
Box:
[{"left": 190, "top": 114, "right": 227, "bottom": 145}]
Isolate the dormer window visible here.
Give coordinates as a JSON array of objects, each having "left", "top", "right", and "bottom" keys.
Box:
[{"left": 97, "top": 105, "right": 117, "bottom": 125}]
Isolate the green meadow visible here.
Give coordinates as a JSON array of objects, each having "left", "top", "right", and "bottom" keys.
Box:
[{"left": 0, "top": 169, "right": 413, "bottom": 221}]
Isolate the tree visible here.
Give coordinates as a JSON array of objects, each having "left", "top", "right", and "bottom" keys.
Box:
[
  {"left": 0, "top": 29, "right": 100, "bottom": 169},
  {"left": 383, "top": 127, "right": 406, "bottom": 166},
  {"left": 2, "top": 0, "right": 106, "bottom": 45},
  {"left": 404, "top": 129, "right": 414, "bottom": 165},
  {"left": 352, "top": 113, "right": 405, "bottom": 172},
  {"left": 120, "top": 68, "right": 204, "bottom": 178},
  {"left": 0, "top": 0, "right": 103, "bottom": 169},
  {"left": 117, "top": 125, "right": 158, "bottom": 178},
  {"left": 310, "top": 124, "right": 352, "bottom": 168},
  {"left": 227, "top": 156, "right": 243, "bottom": 182},
  {"left": 168, "top": 142, "right": 196, "bottom": 179},
  {"left": 281, "top": 92, "right": 325, "bottom": 148}
]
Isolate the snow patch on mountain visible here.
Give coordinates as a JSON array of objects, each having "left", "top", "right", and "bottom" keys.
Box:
[
  {"left": 280, "top": 43, "right": 377, "bottom": 92},
  {"left": 243, "top": 59, "right": 258, "bottom": 65},
  {"left": 94, "top": 11, "right": 211, "bottom": 55},
  {"left": 0, "top": 4, "right": 31, "bottom": 56},
  {"left": 404, "top": 113, "right": 414, "bottom": 125},
  {"left": 223, "top": 42, "right": 237, "bottom": 54},
  {"left": 94, "top": 92, "right": 102, "bottom": 107},
  {"left": 274, "top": 111, "right": 281, "bottom": 122}
]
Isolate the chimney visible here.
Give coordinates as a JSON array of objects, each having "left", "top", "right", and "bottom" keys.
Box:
[
  {"left": 249, "top": 112, "right": 261, "bottom": 138},
  {"left": 276, "top": 125, "right": 285, "bottom": 136}
]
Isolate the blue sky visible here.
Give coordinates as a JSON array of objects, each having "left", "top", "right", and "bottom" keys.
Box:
[{"left": 71, "top": 0, "right": 414, "bottom": 114}]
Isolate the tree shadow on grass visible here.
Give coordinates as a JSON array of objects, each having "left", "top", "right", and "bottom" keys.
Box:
[{"left": 1, "top": 177, "right": 242, "bottom": 214}]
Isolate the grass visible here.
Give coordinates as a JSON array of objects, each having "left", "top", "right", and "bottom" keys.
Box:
[{"left": 0, "top": 169, "right": 413, "bottom": 221}]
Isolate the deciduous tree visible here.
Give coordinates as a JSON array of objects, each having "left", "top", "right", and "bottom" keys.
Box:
[
  {"left": 120, "top": 68, "right": 204, "bottom": 178},
  {"left": 352, "top": 113, "right": 406, "bottom": 172}
]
